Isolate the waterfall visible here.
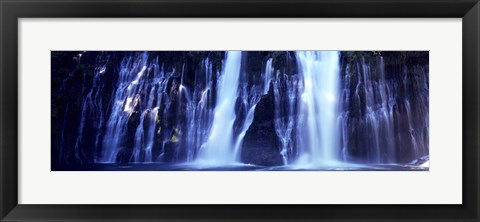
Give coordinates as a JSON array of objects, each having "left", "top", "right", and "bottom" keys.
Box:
[
  {"left": 98, "top": 52, "right": 226, "bottom": 164},
  {"left": 132, "top": 111, "right": 146, "bottom": 162},
  {"left": 192, "top": 59, "right": 215, "bottom": 160},
  {"left": 101, "top": 53, "right": 147, "bottom": 162},
  {"left": 198, "top": 51, "right": 242, "bottom": 165},
  {"left": 73, "top": 56, "right": 109, "bottom": 164},
  {"left": 233, "top": 104, "right": 257, "bottom": 162},
  {"left": 377, "top": 56, "right": 396, "bottom": 163},
  {"left": 53, "top": 51, "right": 429, "bottom": 170},
  {"left": 273, "top": 72, "right": 298, "bottom": 164},
  {"left": 263, "top": 58, "right": 273, "bottom": 94},
  {"left": 295, "top": 51, "right": 340, "bottom": 166},
  {"left": 233, "top": 59, "right": 270, "bottom": 161},
  {"left": 338, "top": 55, "right": 429, "bottom": 164}
]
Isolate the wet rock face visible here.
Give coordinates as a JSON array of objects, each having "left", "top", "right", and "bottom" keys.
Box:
[
  {"left": 163, "top": 141, "right": 180, "bottom": 162},
  {"left": 233, "top": 96, "right": 247, "bottom": 136},
  {"left": 339, "top": 53, "right": 429, "bottom": 164},
  {"left": 241, "top": 85, "right": 284, "bottom": 166}
]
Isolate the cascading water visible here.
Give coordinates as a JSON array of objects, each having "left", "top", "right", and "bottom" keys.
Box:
[
  {"left": 101, "top": 52, "right": 152, "bottom": 162},
  {"left": 273, "top": 71, "right": 299, "bottom": 164},
  {"left": 263, "top": 58, "right": 273, "bottom": 94},
  {"left": 295, "top": 51, "right": 341, "bottom": 166},
  {"left": 233, "top": 59, "right": 271, "bottom": 161},
  {"left": 74, "top": 56, "right": 110, "bottom": 164},
  {"left": 376, "top": 56, "right": 396, "bottom": 163},
  {"left": 189, "top": 59, "right": 215, "bottom": 160},
  {"left": 198, "top": 51, "right": 242, "bottom": 165},
  {"left": 338, "top": 55, "right": 429, "bottom": 164},
  {"left": 53, "top": 51, "right": 429, "bottom": 170}
]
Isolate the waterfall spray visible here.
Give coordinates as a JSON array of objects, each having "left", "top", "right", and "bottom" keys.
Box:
[
  {"left": 296, "top": 51, "right": 341, "bottom": 166},
  {"left": 198, "top": 51, "right": 242, "bottom": 165}
]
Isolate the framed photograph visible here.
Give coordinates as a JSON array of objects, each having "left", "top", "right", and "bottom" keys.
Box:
[{"left": 1, "top": 0, "right": 478, "bottom": 221}]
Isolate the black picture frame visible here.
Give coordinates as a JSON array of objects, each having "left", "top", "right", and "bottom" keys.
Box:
[{"left": 1, "top": 0, "right": 479, "bottom": 221}]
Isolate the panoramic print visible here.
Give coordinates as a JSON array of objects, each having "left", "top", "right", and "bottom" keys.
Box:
[{"left": 51, "top": 51, "right": 429, "bottom": 171}]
